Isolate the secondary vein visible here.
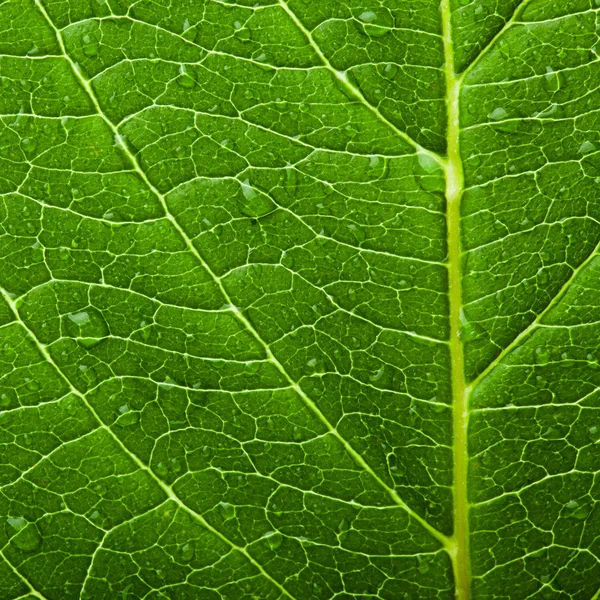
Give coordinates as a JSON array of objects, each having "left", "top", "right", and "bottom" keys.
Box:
[
  {"left": 1, "top": 284, "right": 297, "bottom": 600},
  {"left": 278, "top": 0, "right": 445, "bottom": 166}
]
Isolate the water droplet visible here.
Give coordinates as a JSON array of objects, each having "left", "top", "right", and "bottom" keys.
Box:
[
  {"left": 7, "top": 516, "right": 27, "bottom": 531},
  {"left": 469, "top": 154, "right": 481, "bottom": 167},
  {"left": 488, "top": 107, "right": 508, "bottom": 121},
  {"left": 264, "top": 531, "right": 282, "bottom": 550},
  {"left": 382, "top": 63, "right": 398, "bottom": 80},
  {"left": 234, "top": 23, "right": 252, "bottom": 42},
  {"left": 474, "top": 5, "right": 489, "bottom": 21},
  {"left": 370, "top": 366, "right": 384, "bottom": 382},
  {"left": 179, "top": 542, "right": 195, "bottom": 562},
  {"left": 417, "top": 151, "right": 440, "bottom": 174},
  {"left": 281, "top": 251, "right": 294, "bottom": 269},
  {"left": 292, "top": 426, "right": 303, "bottom": 442},
  {"left": 535, "top": 347, "right": 550, "bottom": 365},
  {"left": 356, "top": 9, "right": 394, "bottom": 37},
  {"left": 238, "top": 179, "right": 276, "bottom": 218},
  {"left": 9, "top": 522, "right": 42, "bottom": 551},
  {"left": 80, "top": 337, "right": 103, "bottom": 349},
  {"left": 559, "top": 352, "right": 575, "bottom": 368},
  {"left": 417, "top": 556, "right": 430, "bottom": 574},
  {"left": 177, "top": 65, "right": 195, "bottom": 88},
  {"left": 578, "top": 141, "right": 596, "bottom": 155},
  {"left": 57, "top": 246, "right": 70, "bottom": 261},
  {"left": 25, "top": 378, "right": 40, "bottom": 392},
  {"left": 21, "top": 138, "right": 37, "bottom": 155},
  {"left": 83, "top": 43, "right": 99, "bottom": 57},
  {"left": 493, "top": 119, "right": 519, "bottom": 134},
  {"left": 283, "top": 166, "right": 299, "bottom": 197},
  {"left": 359, "top": 11, "right": 377, "bottom": 22},
  {"left": 2, "top": 344, "right": 16, "bottom": 361},
  {"left": 461, "top": 321, "right": 484, "bottom": 342},
  {"left": 118, "top": 410, "right": 140, "bottom": 427},
  {"left": 542, "top": 67, "right": 566, "bottom": 93},
  {"left": 219, "top": 501, "right": 235, "bottom": 520},
  {"left": 566, "top": 500, "right": 590, "bottom": 520},
  {"left": 68, "top": 312, "right": 90, "bottom": 326}
]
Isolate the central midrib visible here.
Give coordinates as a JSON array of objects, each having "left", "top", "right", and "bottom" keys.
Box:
[{"left": 441, "top": 1, "right": 470, "bottom": 599}]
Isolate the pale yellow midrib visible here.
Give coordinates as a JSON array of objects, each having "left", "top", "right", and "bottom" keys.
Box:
[{"left": 440, "top": 1, "right": 470, "bottom": 599}]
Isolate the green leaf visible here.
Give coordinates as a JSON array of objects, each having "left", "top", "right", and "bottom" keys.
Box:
[{"left": 1, "top": 0, "right": 599, "bottom": 598}]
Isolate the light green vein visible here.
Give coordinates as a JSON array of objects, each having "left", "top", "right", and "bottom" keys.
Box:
[
  {"left": 0, "top": 548, "right": 49, "bottom": 600},
  {"left": 277, "top": 0, "right": 444, "bottom": 166},
  {"left": 468, "top": 237, "right": 600, "bottom": 390}
]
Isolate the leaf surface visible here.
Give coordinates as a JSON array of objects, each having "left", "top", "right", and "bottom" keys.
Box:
[{"left": 0, "top": 0, "right": 599, "bottom": 598}]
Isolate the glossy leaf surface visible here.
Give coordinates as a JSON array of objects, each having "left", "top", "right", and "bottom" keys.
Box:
[{"left": 0, "top": 0, "right": 599, "bottom": 598}]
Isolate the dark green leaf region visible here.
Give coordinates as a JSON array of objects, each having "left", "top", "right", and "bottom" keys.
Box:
[{"left": 0, "top": 0, "right": 599, "bottom": 599}]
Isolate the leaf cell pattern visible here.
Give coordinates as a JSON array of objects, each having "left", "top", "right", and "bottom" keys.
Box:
[{"left": 0, "top": 0, "right": 599, "bottom": 599}]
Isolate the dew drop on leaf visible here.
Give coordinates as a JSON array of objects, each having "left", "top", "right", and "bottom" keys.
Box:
[
  {"left": 9, "top": 521, "right": 42, "bottom": 552},
  {"left": 356, "top": 9, "right": 394, "bottom": 37},
  {"left": 179, "top": 542, "right": 195, "bottom": 562},
  {"left": 2, "top": 344, "right": 16, "bottom": 360},
  {"left": 578, "top": 141, "right": 596, "bottom": 155},
  {"left": 238, "top": 179, "right": 276, "bottom": 218},
  {"left": 234, "top": 23, "right": 252, "bottom": 42},
  {"left": 219, "top": 502, "right": 235, "bottom": 520},
  {"left": 535, "top": 347, "right": 550, "bottom": 365},
  {"left": 417, "top": 556, "right": 430, "bottom": 574},
  {"left": 382, "top": 63, "right": 399, "bottom": 80},
  {"left": 118, "top": 411, "right": 140, "bottom": 427},
  {"left": 25, "top": 378, "right": 40, "bottom": 392},
  {"left": 177, "top": 66, "right": 196, "bottom": 89},
  {"left": 473, "top": 5, "right": 488, "bottom": 21},
  {"left": 488, "top": 107, "right": 508, "bottom": 121},
  {"left": 21, "top": 137, "right": 37, "bottom": 154},
  {"left": 83, "top": 41, "right": 99, "bottom": 57}
]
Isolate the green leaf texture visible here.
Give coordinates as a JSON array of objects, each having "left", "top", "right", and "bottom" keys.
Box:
[{"left": 0, "top": 0, "right": 599, "bottom": 598}]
